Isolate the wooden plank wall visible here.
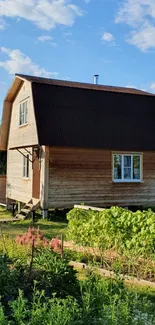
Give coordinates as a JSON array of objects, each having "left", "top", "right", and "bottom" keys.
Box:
[
  {"left": 0, "top": 175, "right": 6, "bottom": 204},
  {"left": 6, "top": 80, "right": 38, "bottom": 203},
  {"left": 6, "top": 149, "right": 33, "bottom": 203},
  {"left": 48, "top": 147, "right": 155, "bottom": 208}
]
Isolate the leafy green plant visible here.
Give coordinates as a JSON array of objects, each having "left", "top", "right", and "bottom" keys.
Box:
[
  {"left": 0, "top": 303, "right": 7, "bottom": 325},
  {"left": 1, "top": 253, "right": 155, "bottom": 324},
  {"left": 16, "top": 227, "right": 61, "bottom": 252},
  {"left": 0, "top": 236, "right": 30, "bottom": 263},
  {"left": 33, "top": 250, "right": 80, "bottom": 299},
  {"left": 0, "top": 255, "right": 20, "bottom": 307},
  {"left": 67, "top": 207, "right": 155, "bottom": 256}
]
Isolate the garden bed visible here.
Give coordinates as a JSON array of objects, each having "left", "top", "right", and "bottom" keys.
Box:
[
  {"left": 64, "top": 241, "right": 155, "bottom": 283},
  {"left": 69, "top": 260, "right": 155, "bottom": 289}
]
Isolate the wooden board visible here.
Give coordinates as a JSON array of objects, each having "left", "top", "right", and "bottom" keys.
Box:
[
  {"left": 0, "top": 176, "right": 6, "bottom": 204},
  {"left": 32, "top": 150, "right": 40, "bottom": 199},
  {"left": 48, "top": 147, "right": 155, "bottom": 208}
]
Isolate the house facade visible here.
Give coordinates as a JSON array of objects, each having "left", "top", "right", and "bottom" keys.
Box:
[
  {"left": 1, "top": 74, "right": 155, "bottom": 216},
  {"left": 0, "top": 150, "right": 7, "bottom": 204}
]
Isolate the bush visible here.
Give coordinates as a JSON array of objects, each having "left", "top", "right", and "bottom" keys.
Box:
[
  {"left": 16, "top": 227, "right": 62, "bottom": 252},
  {"left": 32, "top": 249, "right": 80, "bottom": 299},
  {"left": 0, "top": 249, "right": 80, "bottom": 313},
  {"left": 0, "top": 237, "right": 30, "bottom": 263},
  {"left": 67, "top": 207, "right": 155, "bottom": 255},
  {"left": 1, "top": 289, "right": 81, "bottom": 325},
  {"left": 1, "top": 252, "right": 155, "bottom": 324},
  {"left": 0, "top": 254, "right": 23, "bottom": 311},
  {"left": 1, "top": 274, "right": 155, "bottom": 325}
]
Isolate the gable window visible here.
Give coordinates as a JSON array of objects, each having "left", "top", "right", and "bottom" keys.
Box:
[
  {"left": 113, "top": 154, "right": 142, "bottom": 182},
  {"left": 19, "top": 100, "right": 28, "bottom": 126},
  {"left": 23, "top": 155, "right": 29, "bottom": 178}
]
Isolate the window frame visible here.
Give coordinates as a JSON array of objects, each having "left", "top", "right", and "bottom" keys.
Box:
[
  {"left": 19, "top": 99, "right": 28, "bottom": 127},
  {"left": 23, "top": 154, "right": 29, "bottom": 179},
  {"left": 112, "top": 153, "right": 142, "bottom": 183}
]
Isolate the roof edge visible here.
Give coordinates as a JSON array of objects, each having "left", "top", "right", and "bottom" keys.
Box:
[
  {"left": 0, "top": 76, "right": 25, "bottom": 150},
  {"left": 15, "top": 73, "right": 154, "bottom": 97}
]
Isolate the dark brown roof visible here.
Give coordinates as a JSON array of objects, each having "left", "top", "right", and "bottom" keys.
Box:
[
  {"left": 16, "top": 73, "right": 154, "bottom": 96},
  {"left": 29, "top": 80, "right": 155, "bottom": 151}
]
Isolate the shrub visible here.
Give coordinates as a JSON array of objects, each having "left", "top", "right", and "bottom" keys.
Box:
[
  {"left": 1, "top": 258, "right": 155, "bottom": 324},
  {"left": 0, "top": 237, "right": 30, "bottom": 263},
  {"left": 16, "top": 227, "right": 61, "bottom": 252},
  {"left": 0, "top": 249, "right": 80, "bottom": 311},
  {"left": 67, "top": 207, "right": 155, "bottom": 255},
  {"left": 33, "top": 250, "right": 80, "bottom": 300},
  {"left": 0, "top": 254, "right": 22, "bottom": 311}
]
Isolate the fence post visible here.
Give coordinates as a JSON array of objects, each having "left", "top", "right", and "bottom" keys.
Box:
[
  {"left": 12, "top": 203, "right": 15, "bottom": 217},
  {"left": 32, "top": 210, "right": 35, "bottom": 223},
  {"left": 61, "top": 234, "right": 64, "bottom": 258}
]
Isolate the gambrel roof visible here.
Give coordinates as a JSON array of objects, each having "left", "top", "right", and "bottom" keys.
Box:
[{"left": 1, "top": 74, "right": 155, "bottom": 151}]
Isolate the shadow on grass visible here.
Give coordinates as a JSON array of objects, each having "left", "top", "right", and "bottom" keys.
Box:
[
  {"left": 4, "top": 222, "right": 67, "bottom": 231},
  {"left": 0, "top": 219, "right": 68, "bottom": 239}
]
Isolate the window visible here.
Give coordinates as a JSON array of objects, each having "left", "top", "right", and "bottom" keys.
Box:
[
  {"left": 113, "top": 154, "right": 142, "bottom": 182},
  {"left": 23, "top": 155, "right": 29, "bottom": 178},
  {"left": 19, "top": 100, "right": 28, "bottom": 126}
]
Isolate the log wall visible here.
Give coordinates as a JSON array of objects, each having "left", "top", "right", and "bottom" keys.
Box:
[
  {"left": 0, "top": 175, "right": 6, "bottom": 204},
  {"left": 48, "top": 147, "right": 155, "bottom": 208}
]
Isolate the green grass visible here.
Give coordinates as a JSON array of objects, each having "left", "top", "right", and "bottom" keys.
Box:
[
  {"left": 0, "top": 219, "right": 67, "bottom": 239},
  {"left": 0, "top": 206, "right": 12, "bottom": 219},
  {"left": 0, "top": 207, "right": 68, "bottom": 239}
]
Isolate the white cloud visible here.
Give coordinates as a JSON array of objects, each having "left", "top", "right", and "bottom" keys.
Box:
[
  {"left": 63, "top": 32, "right": 72, "bottom": 37},
  {"left": 115, "top": 0, "right": 155, "bottom": 51},
  {"left": 125, "top": 84, "right": 147, "bottom": 92},
  {"left": 0, "top": 80, "right": 6, "bottom": 85},
  {"left": 150, "top": 83, "right": 155, "bottom": 93},
  {"left": 128, "top": 24, "right": 155, "bottom": 51},
  {"left": 115, "top": 0, "right": 146, "bottom": 26},
  {"left": 125, "top": 85, "right": 136, "bottom": 89},
  {"left": 0, "top": 0, "right": 83, "bottom": 31},
  {"left": 63, "top": 31, "right": 74, "bottom": 44},
  {"left": 37, "top": 35, "right": 57, "bottom": 46},
  {"left": 102, "top": 32, "right": 114, "bottom": 42},
  {"left": 0, "top": 18, "right": 6, "bottom": 30},
  {"left": 0, "top": 47, "right": 58, "bottom": 78},
  {"left": 38, "top": 35, "right": 53, "bottom": 42}
]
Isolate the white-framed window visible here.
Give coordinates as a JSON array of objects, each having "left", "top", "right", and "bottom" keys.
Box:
[
  {"left": 113, "top": 153, "right": 142, "bottom": 182},
  {"left": 23, "top": 155, "right": 29, "bottom": 178},
  {"left": 19, "top": 100, "right": 28, "bottom": 126}
]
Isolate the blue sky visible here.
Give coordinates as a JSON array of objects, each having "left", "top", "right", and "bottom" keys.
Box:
[{"left": 0, "top": 0, "right": 155, "bottom": 117}]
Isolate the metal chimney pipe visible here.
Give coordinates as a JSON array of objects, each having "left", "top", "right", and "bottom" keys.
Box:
[{"left": 94, "top": 74, "right": 99, "bottom": 85}]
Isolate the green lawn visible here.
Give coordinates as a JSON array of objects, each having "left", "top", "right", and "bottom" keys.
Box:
[
  {"left": 0, "top": 207, "right": 68, "bottom": 239},
  {"left": 0, "top": 206, "right": 12, "bottom": 219}
]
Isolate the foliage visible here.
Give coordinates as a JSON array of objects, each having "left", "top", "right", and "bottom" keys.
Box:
[
  {"left": 16, "top": 226, "right": 61, "bottom": 251},
  {"left": 1, "top": 271, "right": 155, "bottom": 324},
  {"left": 67, "top": 207, "right": 155, "bottom": 255},
  {"left": 0, "top": 248, "right": 80, "bottom": 315},
  {"left": 0, "top": 151, "right": 6, "bottom": 175},
  {"left": 0, "top": 236, "right": 30, "bottom": 263},
  {"left": 0, "top": 254, "right": 23, "bottom": 310},
  {"left": 0, "top": 215, "right": 67, "bottom": 240},
  {"left": 32, "top": 250, "right": 80, "bottom": 300}
]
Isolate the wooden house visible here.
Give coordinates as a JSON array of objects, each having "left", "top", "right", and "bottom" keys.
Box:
[
  {"left": 0, "top": 135, "right": 6, "bottom": 204},
  {"left": 1, "top": 74, "right": 155, "bottom": 217}
]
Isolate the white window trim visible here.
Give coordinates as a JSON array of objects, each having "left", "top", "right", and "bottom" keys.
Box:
[
  {"left": 19, "top": 98, "right": 29, "bottom": 127},
  {"left": 113, "top": 153, "right": 142, "bottom": 183},
  {"left": 19, "top": 123, "right": 28, "bottom": 128},
  {"left": 23, "top": 154, "right": 29, "bottom": 179}
]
